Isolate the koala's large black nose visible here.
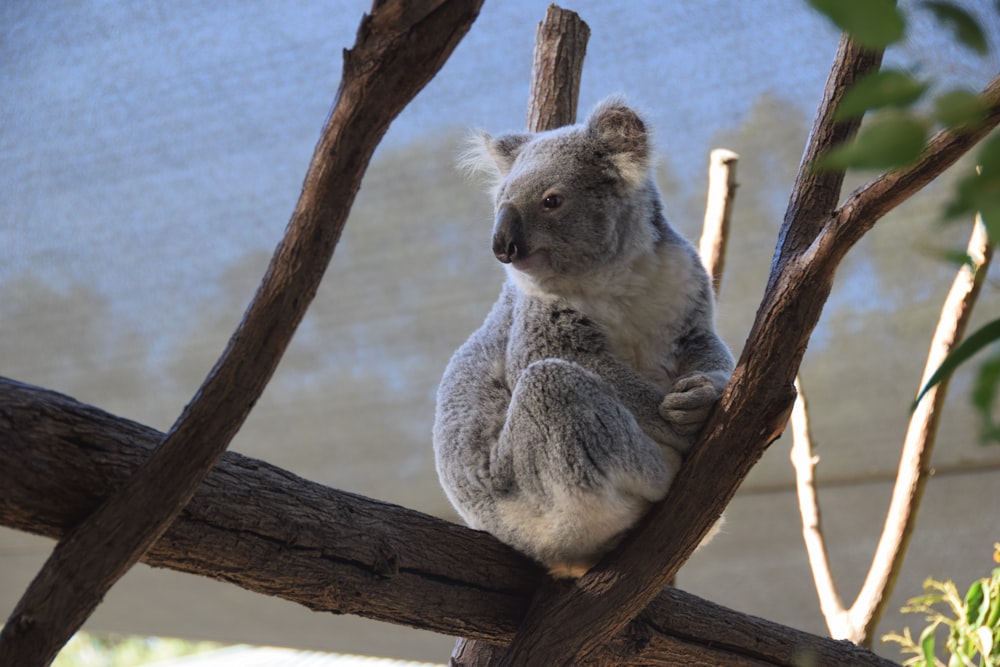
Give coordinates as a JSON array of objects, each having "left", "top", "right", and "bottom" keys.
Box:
[{"left": 492, "top": 205, "right": 525, "bottom": 264}]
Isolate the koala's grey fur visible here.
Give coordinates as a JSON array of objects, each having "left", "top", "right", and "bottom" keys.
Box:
[{"left": 433, "top": 97, "right": 735, "bottom": 577}]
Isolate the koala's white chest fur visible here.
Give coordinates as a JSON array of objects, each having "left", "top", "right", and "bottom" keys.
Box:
[{"left": 513, "top": 241, "right": 696, "bottom": 390}]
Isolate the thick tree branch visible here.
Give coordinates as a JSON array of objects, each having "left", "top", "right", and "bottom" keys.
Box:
[
  {"left": 0, "top": 378, "right": 899, "bottom": 667},
  {"left": 0, "top": 2, "right": 482, "bottom": 665},
  {"left": 500, "top": 43, "right": 1000, "bottom": 667},
  {"left": 499, "top": 35, "right": 884, "bottom": 667}
]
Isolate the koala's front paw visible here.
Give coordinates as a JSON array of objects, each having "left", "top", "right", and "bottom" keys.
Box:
[{"left": 658, "top": 373, "right": 724, "bottom": 451}]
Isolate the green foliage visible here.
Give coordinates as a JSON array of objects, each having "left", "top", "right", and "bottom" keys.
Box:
[
  {"left": 834, "top": 70, "right": 930, "bottom": 121},
  {"left": 806, "top": 0, "right": 905, "bottom": 48},
  {"left": 883, "top": 544, "right": 1000, "bottom": 667},
  {"left": 807, "top": 0, "right": 1000, "bottom": 442},
  {"left": 921, "top": 1, "right": 990, "bottom": 55},
  {"left": 819, "top": 111, "right": 928, "bottom": 170}
]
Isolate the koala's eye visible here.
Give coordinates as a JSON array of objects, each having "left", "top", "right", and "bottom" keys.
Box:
[{"left": 542, "top": 194, "right": 563, "bottom": 210}]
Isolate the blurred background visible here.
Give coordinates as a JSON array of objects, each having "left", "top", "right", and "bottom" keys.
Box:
[{"left": 2, "top": 0, "right": 999, "bottom": 663}]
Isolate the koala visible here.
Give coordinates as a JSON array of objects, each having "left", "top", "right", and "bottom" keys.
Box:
[{"left": 433, "top": 97, "right": 734, "bottom": 578}]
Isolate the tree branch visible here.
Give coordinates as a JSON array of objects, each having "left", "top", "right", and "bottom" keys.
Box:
[
  {"left": 699, "top": 148, "right": 740, "bottom": 296},
  {"left": 790, "top": 377, "right": 851, "bottom": 635},
  {"left": 452, "top": 6, "right": 589, "bottom": 663},
  {"left": 852, "top": 215, "right": 994, "bottom": 644},
  {"left": 0, "top": 2, "right": 482, "bottom": 665},
  {"left": 526, "top": 4, "right": 590, "bottom": 134},
  {"left": 793, "top": 215, "right": 993, "bottom": 646},
  {"left": 500, "top": 42, "right": 1000, "bottom": 667},
  {"left": 0, "top": 378, "right": 900, "bottom": 667},
  {"left": 499, "top": 34, "right": 884, "bottom": 667}
]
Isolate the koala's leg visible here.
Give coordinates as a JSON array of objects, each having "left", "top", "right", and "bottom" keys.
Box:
[{"left": 491, "top": 358, "right": 681, "bottom": 575}]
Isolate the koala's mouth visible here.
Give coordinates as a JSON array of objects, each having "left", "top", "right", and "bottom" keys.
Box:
[{"left": 509, "top": 249, "right": 550, "bottom": 274}]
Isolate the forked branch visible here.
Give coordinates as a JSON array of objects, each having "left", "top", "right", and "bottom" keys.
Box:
[
  {"left": 793, "top": 215, "right": 994, "bottom": 646},
  {"left": 500, "top": 40, "right": 1000, "bottom": 667}
]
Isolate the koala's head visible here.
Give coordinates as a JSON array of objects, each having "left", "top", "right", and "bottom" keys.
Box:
[{"left": 466, "top": 97, "right": 664, "bottom": 290}]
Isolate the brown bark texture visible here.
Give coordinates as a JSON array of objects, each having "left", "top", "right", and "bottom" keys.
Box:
[
  {"left": 2, "top": 2, "right": 999, "bottom": 666},
  {"left": 498, "top": 40, "right": 1000, "bottom": 666},
  {"left": 0, "top": 1, "right": 482, "bottom": 665},
  {"left": 0, "top": 377, "right": 898, "bottom": 667}
]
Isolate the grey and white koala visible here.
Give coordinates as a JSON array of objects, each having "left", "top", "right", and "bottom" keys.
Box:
[{"left": 433, "top": 97, "right": 734, "bottom": 577}]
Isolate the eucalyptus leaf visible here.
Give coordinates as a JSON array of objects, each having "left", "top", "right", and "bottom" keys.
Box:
[
  {"left": 971, "top": 348, "right": 1000, "bottom": 444},
  {"left": 818, "top": 112, "right": 927, "bottom": 171},
  {"left": 835, "top": 70, "right": 928, "bottom": 120},
  {"left": 920, "top": 1, "right": 990, "bottom": 55},
  {"left": 934, "top": 88, "right": 990, "bottom": 129},
  {"left": 920, "top": 623, "right": 938, "bottom": 665},
  {"left": 807, "top": 0, "right": 905, "bottom": 48},
  {"left": 914, "top": 318, "right": 1000, "bottom": 410}
]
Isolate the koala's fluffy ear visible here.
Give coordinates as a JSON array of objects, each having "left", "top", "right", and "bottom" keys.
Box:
[
  {"left": 461, "top": 131, "right": 532, "bottom": 182},
  {"left": 586, "top": 97, "right": 650, "bottom": 188}
]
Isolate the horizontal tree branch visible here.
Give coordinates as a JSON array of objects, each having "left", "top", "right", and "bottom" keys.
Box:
[{"left": 0, "top": 377, "right": 897, "bottom": 667}]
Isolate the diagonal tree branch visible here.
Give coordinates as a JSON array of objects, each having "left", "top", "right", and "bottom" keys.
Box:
[
  {"left": 0, "top": 2, "right": 482, "bottom": 665},
  {"left": 0, "top": 377, "right": 900, "bottom": 667},
  {"left": 501, "top": 39, "right": 1000, "bottom": 666},
  {"left": 499, "top": 34, "right": 885, "bottom": 666},
  {"left": 789, "top": 377, "right": 851, "bottom": 635}
]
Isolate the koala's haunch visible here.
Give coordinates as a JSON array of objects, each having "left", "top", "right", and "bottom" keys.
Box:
[{"left": 433, "top": 97, "right": 735, "bottom": 577}]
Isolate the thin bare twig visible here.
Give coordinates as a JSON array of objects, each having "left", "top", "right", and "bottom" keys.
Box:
[{"left": 0, "top": 2, "right": 481, "bottom": 664}]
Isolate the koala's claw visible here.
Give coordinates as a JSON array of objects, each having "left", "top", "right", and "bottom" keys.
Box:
[{"left": 659, "top": 373, "right": 723, "bottom": 439}]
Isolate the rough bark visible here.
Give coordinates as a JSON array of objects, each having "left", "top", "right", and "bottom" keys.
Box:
[
  {"left": 699, "top": 148, "right": 740, "bottom": 295},
  {"left": 526, "top": 4, "right": 589, "bottom": 134},
  {"left": 0, "top": 377, "right": 898, "bottom": 667},
  {"left": 448, "top": 5, "right": 590, "bottom": 664},
  {"left": 498, "top": 41, "right": 1000, "bottom": 666},
  {"left": 0, "top": 2, "right": 482, "bottom": 665}
]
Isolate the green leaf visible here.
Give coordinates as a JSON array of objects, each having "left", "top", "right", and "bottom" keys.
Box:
[
  {"left": 945, "top": 136, "right": 1000, "bottom": 243},
  {"left": 934, "top": 88, "right": 990, "bottom": 129},
  {"left": 967, "top": 580, "right": 988, "bottom": 626},
  {"left": 920, "top": 623, "right": 938, "bottom": 666},
  {"left": 835, "top": 70, "right": 929, "bottom": 120},
  {"left": 920, "top": 1, "right": 990, "bottom": 55},
  {"left": 807, "top": 0, "right": 906, "bottom": 48},
  {"left": 971, "top": 346, "right": 1000, "bottom": 444},
  {"left": 818, "top": 112, "right": 927, "bottom": 171},
  {"left": 914, "top": 318, "right": 1000, "bottom": 409}
]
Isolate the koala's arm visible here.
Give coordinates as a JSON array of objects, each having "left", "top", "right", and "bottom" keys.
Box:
[
  {"left": 514, "top": 303, "right": 679, "bottom": 449},
  {"left": 658, "top": 321, "right": 735, "bottom": 454}
]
